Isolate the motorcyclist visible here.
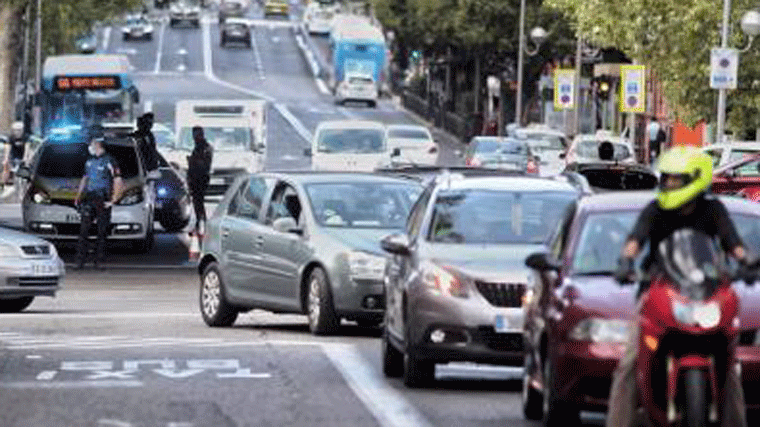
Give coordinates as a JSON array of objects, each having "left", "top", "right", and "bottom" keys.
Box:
[{"left": 607, "top": 146, "right": 749, "bottom": 427}]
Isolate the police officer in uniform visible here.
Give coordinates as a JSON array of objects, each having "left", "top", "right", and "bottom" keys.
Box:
[{"left": 74, "top": 137, "right": 122, "bottom": 269}]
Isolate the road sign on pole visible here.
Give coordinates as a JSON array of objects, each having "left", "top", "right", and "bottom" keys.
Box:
[
  {"left": 553, "top": 69, "right": 575, "bottom": 111},
  {"left": 710, "top": 48, "right": 739, "bottom": 89},
  {"left": 620, "top": 65, "right": 646, "bottom": 113}
]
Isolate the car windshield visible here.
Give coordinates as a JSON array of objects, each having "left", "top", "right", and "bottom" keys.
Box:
[
  {"left": 317, "top": 128, "right": 385, "bottom": 154},
  {"left": 576, "top": 140, "right": 631, "bottom": 160},
  {"left": 728, "top": 149, "right": 760, "bottom": 163},
  {"left": 521, "top": 133, "right": 565, "bottom": 151},
  {"left": 428, "top": 190, "right": 576, "bottom": 244},
  {"left": 36, "top": 142, "right": 139, "bottom": 179},
  {"left": 474, "top": 139, "right": 526, "bottom": 155},
  {"left": 387, "top": 128, "right": 430, "bottom": 141},
  {"left": 306, "top": 182, "right": 421, "bottom": 228},
  {"left": 573, "top": 212, "right": 638, "bottom": 274},
  {"left": 127, "top": 17, "right": 147, "bottom": 26},
  {"left": 178, "top": 127, "right": 250, "bottom": 151}
]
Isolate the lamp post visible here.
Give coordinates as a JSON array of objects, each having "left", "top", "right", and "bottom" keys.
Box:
[
  {"left": 715, "top": 4, "right": 760, "bottom": 143},
  {"left": 515, "top": 0, "right": 547, "bottom": 127}
]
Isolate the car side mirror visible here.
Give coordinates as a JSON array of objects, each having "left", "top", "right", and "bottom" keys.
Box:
[
  {"left": 391, "top": 147, "right": 401, "bottom": 157},
  {"left": 381, "top": 233, "right": 410, "bottom": 255},
  {"left": 16, "top": 165, "right": 31, "bottom": 180},
  {"left": 525, "top": 252, "right": 561, "bottom": 272},
  {"left": 303, "top": 148, "right": 312, "bottom": 157},
  {"left": 273, "top": 216, "right": 302, "bottom": 235}
]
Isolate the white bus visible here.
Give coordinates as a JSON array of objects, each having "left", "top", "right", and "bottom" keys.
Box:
[{"left": 164, "top": 99, "right": 267, "bottom": 196}]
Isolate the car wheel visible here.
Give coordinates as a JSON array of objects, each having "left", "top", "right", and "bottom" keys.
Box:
[
  {"left": 356, "top": 318, "right": 381, "bottom": 328},
  {"left": 194, "top": 20, "right": 200, "bottom": 28},
  {"left": 382, "top": 323, "right": 404, "bottom": 377},
  {"left": 368, "top": 100, "right": 377, "bottom": 108},
  {"left": 220, "top": 36, "right": 226, "bottom": 47},
  {"left": 402, "top": 348, "right": 434, "bottom": 388},
  {"left": 123, "top": 33, "right": 129, "bottom": 41},
  {"left": 160, "top": 217, "right": 189, "bottom": 233},
  {"left": 543, "top": 357, "right": 580, "bottom": 426},
  {"left": 169, "top": 19, "right": 176, "bottom": 27},
  {"left": 0, "top": 297, "right": 34, "bottom": 313},
  {"left": 146, "top": 33, "right": 153, "bottom": 41},
  {"left": 522, "top": 353, "right": 544, "bottom": 420},
  {"left": 199, "top": 262, "right": 239, "bottom": 327},
  {"left": 306, "top": 267, "right": 339, "bottom": 335}
]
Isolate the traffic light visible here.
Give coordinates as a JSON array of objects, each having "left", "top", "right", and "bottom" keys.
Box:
[{"left": 594, "top": 76, "right": 612, "bottom": 99}]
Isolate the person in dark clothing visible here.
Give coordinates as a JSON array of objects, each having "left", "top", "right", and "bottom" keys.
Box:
[
  {"left": 598, "top": 140, "right": 614, "bottom": 161},
  {"left": 133, "top": 113, "right": 159, "bottom": 172},
  {"left": 3, "top": 121, "right": 26, "bottom": 185},
  {"left": 74, "top": 137, "right": 123, "bottom": 269},
  {"left": 187, "top": 126, "right": 213, "bottom": 234},
  {"left": 607, "top": 146, "right": 749, "bottom": 427}
]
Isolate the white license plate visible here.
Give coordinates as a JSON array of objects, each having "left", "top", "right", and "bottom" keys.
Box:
[
  {"left": 210, "top": 178, "right": 226, "bottom": 185},
  {"left": 32, "top": 263, "right": 57, "bottom": 276},
  {"left": 494, "top": 315, "right": 520, "bottom": 333},
  {"left": 66, "top": 213, "right": 81, "bottom": 223}
]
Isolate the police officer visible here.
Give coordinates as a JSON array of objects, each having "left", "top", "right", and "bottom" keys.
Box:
[
  {"left": 74, "top": 137, "right": 123, "bottom": 269},
  {"left": 187, "top": 126, "right": 212, "bottom": 235},
  {"left": 133, "top": 113, "right": 159, "bottom": 172}
]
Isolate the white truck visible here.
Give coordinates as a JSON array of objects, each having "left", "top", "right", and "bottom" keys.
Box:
[{"left": 162, "top": 99, "right": 267, "bottom": 196}]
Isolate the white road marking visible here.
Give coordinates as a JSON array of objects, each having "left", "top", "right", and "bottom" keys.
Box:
[
  {"left": 102, "top": 27, "right": 112, "bottom": 52},
  {"left": 216, "top": 369, "right": 271, "bottom": 378},
  {"left": 154, "top": 368, "right": 204, "bottom": 378},
  {"left": 167, "top": 423, "right": 194, "bottom": 427},
  {"left": 316, "top": 78, "right": 329, "bottom": 95},
  {"left": 25, "top": 354, "right": 42, "bottom": 359},
  {"left": 322, "top": 343, "right": 433, "bottom": 427},
  {"left": 36, "top": 370, "right": 57, "bottom": 381},
  {"left": 249, "top": 26, "right": 266, "bottom": 81},
  {"left": 98, "top": 419, "right": 133, "bottom": 427},
  {"left": 86, "top": 370, "right": 136, "bottom": 380},
  {"left": 1, "top": 381, "right": 143, "bottom": 388},
  {"left": 116, "top": 48, "right": 137, "bottom": 55},
  {"left": 154, "top": 20, "right": 166, "bottom": 74}
]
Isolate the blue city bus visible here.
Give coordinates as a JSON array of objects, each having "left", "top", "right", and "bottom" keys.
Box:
[
  {"left": 38, "top": 54, "right": 139, "bottom": 138},
  {"left": 331, "top": 23, "right": 386, "bottom": 90}
]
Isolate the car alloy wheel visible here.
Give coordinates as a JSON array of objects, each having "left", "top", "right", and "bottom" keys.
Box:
[
  {"left": 306, "top": 268, "right": 338, "bottom": 335},
  {"left": 199, "top": 262, "right": 238, "bottom": 327},
  {"left": 522, "top": 353, "right": 544, "bottom": 420},
  {"left": 382, "top": 322, "right": 404, "bottom": 377},
  {"left": 542, "top": 357, "right": 579, "bottom": 426},
  {"left": 0, "top": 297, "right": 34, "bottom": 313}
]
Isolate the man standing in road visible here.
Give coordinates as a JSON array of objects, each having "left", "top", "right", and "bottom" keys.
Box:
[
  {"left": 74, "top": 137, "right": 123, "bottom": 269},
  {"left": 187, "top": 126, "right": 213, "bottom": 235},
  {"left": 133, "top": 113, "right": 160, "bottom": 172},
  {"left": 2, "top": 121, "right": 26, "bottom": 189}
]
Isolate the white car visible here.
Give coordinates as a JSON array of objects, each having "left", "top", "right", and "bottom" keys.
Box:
[
  {"left": 170, "top": 1, "right": 201, "bottom": 28},
  {"left": 512, "top": 126, "right": 568, "bottom": 176},
  {"left": 564, "top": 133, "right": 635, "bottom": 166},
  {"left": 308, "top": 120, "right": 390, "bottom": 171},
  {"left": 702, "top": 142, "right": 760, "bottom": 168},
  {"left": 304, "top": 2, "right": 338, "bottom": 34},
  {"left": 335, "top": 74, "right": 378, "bottom": 107},
  {"left": 122, "top": 15, "right": 154, "bottom": 40},
  {"left": 385, "top": 124, "right": 438, "bottom": 166}
]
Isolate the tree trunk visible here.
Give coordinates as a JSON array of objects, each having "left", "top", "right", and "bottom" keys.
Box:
[{"left": 0, "top": 4, "right": 22, "bottom": 132}]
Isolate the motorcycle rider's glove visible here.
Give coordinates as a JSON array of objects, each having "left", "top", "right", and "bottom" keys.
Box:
[
  {"left": 614, "top": 257, "right": 635, "bottom": 285},
  {"left": 738, "top": 257, "right": 758, "bottom": 286}
]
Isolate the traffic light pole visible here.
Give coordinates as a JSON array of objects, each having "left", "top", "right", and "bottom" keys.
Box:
[{"left": 716, "top": 0, "right": 731, "bottom": 144}]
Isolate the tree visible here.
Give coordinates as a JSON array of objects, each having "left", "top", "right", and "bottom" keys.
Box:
[{"left": 547, "top": 0, "right": 760, "bottom": 133}]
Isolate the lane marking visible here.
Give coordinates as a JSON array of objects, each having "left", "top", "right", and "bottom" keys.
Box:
[
  {"left": 1, "top": 380, "right": 143, "bottom": 388},
  {"left": 36, "top": 370, "right": 57, "bottom": 381},
  {"left": 154, "top": 19, "right": 166, "bottom": 74},
  {"left": 102, "top": 27, "right": 112, "bottom": 52},
  {"left": 249, "top": 26, "right": 266, "bottom": 81},
  {"left": 316, "top": 78, "right": 329, "bottom": 95},
  {"left": 98, "top": 419, "right": 133, "bottom": 427},
  {"left": 323, "top": 343, "right": 433, "bottom": 427}
]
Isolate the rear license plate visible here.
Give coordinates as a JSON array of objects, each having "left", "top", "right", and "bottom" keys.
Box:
[
  {"left": 495, "top": 315, "right": 520, "bottom": 333},
  {"left": 32, "top": 263, "right": 57, "bottom": 276},
  {"left": 66, "top": 214, "right": 81, "bottom": 223},
  {"left": 210, "top": 178, "right": 226, "bottom": 186}
]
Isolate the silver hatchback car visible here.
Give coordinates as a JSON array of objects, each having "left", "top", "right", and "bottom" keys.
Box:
[
  {"left": 198, "top": 172, "right": 422, "bottom": 334},
  {"left": 380, "top": 174, "right": 580, "bottom": 387}
]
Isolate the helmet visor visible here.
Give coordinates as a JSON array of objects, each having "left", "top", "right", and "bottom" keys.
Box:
[{"left": 658, "top": 173, "right": 694, "bottom": 191}]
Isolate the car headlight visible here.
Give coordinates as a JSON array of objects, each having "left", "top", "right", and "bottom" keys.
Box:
[
  {"left": 156, "top": 186, "right": 169, "bottom": 198},
  {"left": 0, "top": 243, "right": 19, "bottom": 258},
  {"left": 118, "top": 188, "right": 144, "bottom": 206},
  {"left": 420, "top": 261, "right": 467, "bottom": 298},
  {"left": 673, "top": 301, "right": 721, "bottom": 329},
  {"left": 568, "top": 318, "right": 631, "bottom": 343},
  {"left": 31, "top": 190, "right": 51, "bottom": 204},
  {"left": 347, "top": 251, "right": 386, "bottom": 281}
]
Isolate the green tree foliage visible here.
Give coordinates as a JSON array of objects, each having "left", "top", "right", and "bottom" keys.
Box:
[{"left": 547, "top": 0, "right": 760, "bottom": 132}]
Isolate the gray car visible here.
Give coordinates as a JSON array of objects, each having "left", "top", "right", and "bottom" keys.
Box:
[
  {"left": 197, "top": 172, "right": 422, "bottom": 334},
  {"left": 380, "top": 174, "right": 580, "bottom": 387},
  {"left": 465, "top": 137, "right": 537, "bottom": 174}
]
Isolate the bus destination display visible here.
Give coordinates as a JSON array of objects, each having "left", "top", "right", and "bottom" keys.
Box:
[{"left": 54, "top": 75, "right": 121, "bottom": 91}]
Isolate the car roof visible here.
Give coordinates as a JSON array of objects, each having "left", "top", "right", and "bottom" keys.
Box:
[
  {"left": 435, "top": 175, "right": 578, "bottom": 192},
  {"left": 315, "top": 120, "right": 385, "bottom": 130},
  {"left": 261, "top": 171, "right": 420, "bottom": 186},
  {"left": 385, "top": 124, "right": 430, "bottom": 132},
  {"left": 576, "top": 191, "right": 760, "bottom": 216}
]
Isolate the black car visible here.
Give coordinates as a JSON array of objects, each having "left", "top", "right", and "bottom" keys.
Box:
[
  {"left": 220, "top": 18, "right": 251, "bottom": 47},
  {"left": 151, "top": 164, "right": 192, "bottom": 232}
]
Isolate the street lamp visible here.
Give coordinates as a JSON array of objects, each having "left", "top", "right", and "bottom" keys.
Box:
[
  {"left": 515, "top": 0, "right": 547, "bottom": 128},
  {"left": 715, "top": 5, "right": 760, "bottom": 143}
]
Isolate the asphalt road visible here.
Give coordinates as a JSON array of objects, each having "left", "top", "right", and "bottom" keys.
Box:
[{"left": 0, "top": 4, "right": 607, "bottom": 427}]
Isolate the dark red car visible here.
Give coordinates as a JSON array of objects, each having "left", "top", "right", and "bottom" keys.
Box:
[
  {"left": 713, "top": 154, "right": 760, "bottom": 201},
  {"left": 521, "top": 191, "right": 760, "bottom": 425}
]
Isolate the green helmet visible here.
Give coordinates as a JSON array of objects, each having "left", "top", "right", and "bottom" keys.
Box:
[{"left": 655, "top": 146, "right": 712, "bottom": 210}]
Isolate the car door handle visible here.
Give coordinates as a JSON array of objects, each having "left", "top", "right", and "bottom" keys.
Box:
[
  {"left": 255, "top": 236, "right": 264, "bottom": 246},
  {"left": 221, "top": 228, "right": 230, "bottom": 237}
]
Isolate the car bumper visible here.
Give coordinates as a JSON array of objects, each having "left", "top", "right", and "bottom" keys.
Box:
[
  {"left": 737, "top": 346, "right": 760, "bottom": 410},
  {"left": 337, "top": 89, "right": 378, "bottom": 102},
  {"left": 155, "top": 197, "right": 191, "bottom": 224},
  {"left": 170, "top": 13, "right": 200, "bottom": 21},
  {"left": 222, "top": 32, "right": 250, "bottom": 42},
  {"left": 551, "top": 341, "right": 624, "bottom": 410},
  {"left": 265, "top": 5, "right": 289, "bottom": 14},
  {"left": 407, "top": 290, "right": 526, "bottom": 365},
  {"left": 24, "top": 202, "right": 151, "bottom": 240},
  {"left": 0, "top": 258, "right": 64, "bottom": 298},
  {"left": 332, "top": 277, "right": 385, "bottom": 322}
]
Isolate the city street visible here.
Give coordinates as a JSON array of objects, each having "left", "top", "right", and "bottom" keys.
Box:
[{"left": 0, "top": 4, "right": 604, "bottom": 427}]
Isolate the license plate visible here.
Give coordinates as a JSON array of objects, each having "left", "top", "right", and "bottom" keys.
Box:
[
  {"left": 66, "top": 213, "right": 81, "bottom": 223},
  {"left": 210, "top": 178, "right": 226, "bottom": 185},
  {"left": 32, "top": 263, "right": 57, "bottom": 276},
  {"left": 495, "top": 314, "right": 520, "bottom": 333}
]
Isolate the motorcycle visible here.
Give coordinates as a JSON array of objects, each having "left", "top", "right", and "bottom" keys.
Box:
[{"left": 631, "top": 229, "right": 755, "bottom": 426}]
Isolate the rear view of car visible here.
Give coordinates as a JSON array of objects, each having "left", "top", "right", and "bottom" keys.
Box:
[
  {"left": 309, "top": 120, "right": 389, "bottom": 171},
  {"left": 466, "top": 137, "right": 538, "bottom": 174},
  {"left": 513, "top": 128, "right": 568, "bottom": 176},
  {"left": 122, "top": 15, "right": 154, "bottom": 41},
  {"left": 220, "top": 18, "right": 251, "bottom": 48},
  {"left": 170, "top": 1, "right": 201, "bottom": 27},
  {"left": 386, "top": 124, "right": 438, "bottom": 166},
  {"left": 219, "top": 0, "right": 247, "bottom": 23},
  {"left": 381, "top": 175, "right": 580, "bottom": 387},
  {"left": 304, "top": 2, "right": 337, "bottom": 34},
  {"left": 335, "top": 74, "right": 378, "bottom": 107},
  {"left": 264, "top": 0, "right": 289, "bottom": 16}
]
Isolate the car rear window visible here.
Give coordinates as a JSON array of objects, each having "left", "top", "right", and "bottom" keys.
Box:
[
  {"left": 522, "top": 133, "right": 565, "bottom": 150},
  {"left": 317, "top": 128, "right": 385, "bottom": 154},
  {"left": 306, "top": 182, "right": 421, "bottom": 228},
  {"left": 427, "top": 190, "right": 576, "bottom": 244},
  {"left": 473, "top": 139, "right": 526, "bottom": 155}
]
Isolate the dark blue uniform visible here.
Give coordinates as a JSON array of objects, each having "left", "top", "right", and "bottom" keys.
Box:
[{"left": 77, "top": 153, "right": 120, "bottom": 267}]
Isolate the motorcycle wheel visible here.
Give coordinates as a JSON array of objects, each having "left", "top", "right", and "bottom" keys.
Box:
[{"left": 684, "top": 369, "right": 708, "bottom": 427}]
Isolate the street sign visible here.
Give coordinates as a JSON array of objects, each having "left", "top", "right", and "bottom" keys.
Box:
[
  {"left": 620, "top": 65, "right": 646, "bottom": 113},
  {"left": 553, "top": 69, "right": 575, "bottom": 111},
  {"left": 710, "top": 48, "right": 739, "bottom": 89}
]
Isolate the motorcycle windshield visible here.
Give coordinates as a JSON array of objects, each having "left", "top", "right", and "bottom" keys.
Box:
[{"left": 657, "top": 229, "right": 727, "bottom": 301}]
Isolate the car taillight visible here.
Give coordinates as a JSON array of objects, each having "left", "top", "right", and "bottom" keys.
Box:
[
  {"left": 527, "top": 159, "right": 538, "bottom": 174},
  {"left": 466, "top": 157, "right": 481, "bottom": 167}
]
